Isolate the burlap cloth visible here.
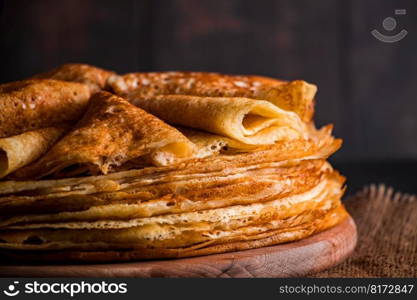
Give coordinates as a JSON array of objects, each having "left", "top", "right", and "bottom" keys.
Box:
[{"left": 312, "top": 184, "right": 417, "bottom": 277}]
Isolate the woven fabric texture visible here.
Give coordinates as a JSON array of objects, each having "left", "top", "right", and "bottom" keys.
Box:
[{"left": 312, "top": 184, "right": 417, "bottom": 277}]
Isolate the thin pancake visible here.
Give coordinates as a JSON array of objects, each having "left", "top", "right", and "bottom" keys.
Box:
[
  {"left": 0, "top": 167, "right": 339, "bottom": 226},
  {"left": 0, "top": 160, "right": 331, "bottom": 219},
  {"left": 0, "top": 207, "right": 349, "bottom": 262},
  {"left": 0, "top": 79, "right": 90, "bottom": 138},
  {"left": 4, "top": 171, "right": 342, "bottom": 230},
  {"left": 127, "top": 94, "right": 305, "bottom": 145},
  {"left": 108, "top": 72, "right": 317, "bottom": 122},
  {"left": 0, "top": 202, "right": 346, "bottom": 252},
  {"left": 32, "top": 63, "right": 115, "bottom": 93},
  {"left": 12, "top": 92, "right": 195, "bottom": 179},
  {"left": 179, "top": 128, "right": 257, "bottom": 157},
  {"left": 0, "top": 190, "right": 344, "bottom": 251},
  {"left": 0, "top": 126, "right": 68, "bottom": 179}
]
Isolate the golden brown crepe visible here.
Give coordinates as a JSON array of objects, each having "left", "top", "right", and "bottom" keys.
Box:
[
  {"left": 0, "top": 169, "right": 341, "bottom": 228},
  {"left": 0, "top": 79, "right": 90, "bottom": 138},
  {"left": 0, "top": 126, "right": 340, "bottom": 197},
  {"left": 0, "top": 158, "right": 331, "bottom": 221},
  {"left": 0, "top": 206, "right": 348, "bottom": 262},
  {"left": 12, "top": 92, "right": 195, "bottom": 179},
  {"left": 127, "top": 94, "right": 306, "bottom": 145},
  {"left": 0, "top": 170, "right": 346, "bottom": 258},
  {"left": 108, "top": 72, "right": 317, "bottom": 122},
  {"left": 0, "top": 126, "right": 68, "bottom": 179},
  {"left": 32, "top": 63, "right": 115, "bottom": 93}
]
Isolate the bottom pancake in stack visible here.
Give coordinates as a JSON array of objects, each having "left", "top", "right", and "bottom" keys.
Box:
[{"left": 0, "top": 132, "right": 348, "bottom": 262}]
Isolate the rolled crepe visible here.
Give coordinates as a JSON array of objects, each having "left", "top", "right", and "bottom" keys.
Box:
[
  {"left": 0, "top": 126, "right": 68, "bottom": 179},
  {"left": 32, "top": 63, "right": 115, "bottom": 93},
  {"left": 108, "top": 72, "right": 317, "bottom": 122},
  {"left": 0, "top": 79, "right": 90, "bottom": 138},
  {"left": 127, "top": 94, "right": 306, "bottom": 145},
  {"left": 13, "top": 92, "right": 195, "bottom": 179}
]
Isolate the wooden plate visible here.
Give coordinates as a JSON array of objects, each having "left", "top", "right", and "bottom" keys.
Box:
[{"left": 0, "top": 216, "right": 356, "bottom": 278}]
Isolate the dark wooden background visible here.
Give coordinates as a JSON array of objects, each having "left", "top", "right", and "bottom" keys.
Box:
[{"left": 1, "top": 0, "right": 417, "bottom": 163}]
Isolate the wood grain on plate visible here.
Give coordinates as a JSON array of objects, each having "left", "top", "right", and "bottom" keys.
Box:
[{"left": 0, "top": 216, "right": 356, "bottom": 278}]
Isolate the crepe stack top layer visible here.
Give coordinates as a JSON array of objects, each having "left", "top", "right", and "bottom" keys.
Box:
[{"left": 0, "top": 64, "right": 349, "bottom": 262}]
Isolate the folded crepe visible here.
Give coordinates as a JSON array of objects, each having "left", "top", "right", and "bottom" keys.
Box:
[
  {"left": 179, "top": 128, "right": 257, "bottom": 158},
  {"left": 0, "top": 79, "right": 90, "bottom": 138},
  {"left": 32, "top": 63, "right": 115, "bottom": 93},
  {"left": 108, "top": 72, "right": 317, "bottom": 122},
  {"left": 127, "top": 94, "right": 306, "bottom": 145},
  {"left": 0, "top": 126, "right": 68, "bottom": 179},
  {"left": 12, "top": 92, "right": 195, "bottom": 179},
  {"left": 179, "top": 123, "right": 338, "bottom": 158}
]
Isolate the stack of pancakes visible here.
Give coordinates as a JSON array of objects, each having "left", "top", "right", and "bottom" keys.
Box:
[{"left": 0, "top": 64, "right": 349, "bottom": 262}]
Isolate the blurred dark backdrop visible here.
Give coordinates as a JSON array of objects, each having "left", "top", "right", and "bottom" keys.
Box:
[{"left": 1, "top": 0, "right": 417, "bottom": 169}]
